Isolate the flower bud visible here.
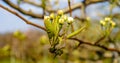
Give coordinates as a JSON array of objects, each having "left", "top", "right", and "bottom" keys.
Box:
[
  {"left": 110, "top": 21, "right": 116, "bottom": 28},
  {"left": 57, "top": 10, "right": 63, "bottom": 15},
  {"left": 50, "top": 13, "right": 55, "bottom": 19},
  {"left": 44, "top": 16, "right": 50, "bottom": 21},
  {"left": 100, "top": 20, "right": 106, "bottom": 26},
  {"left": 62, "top": 15, "right": 68, "bottom": 21},
  {"left": 67, "top": 17, "right": 74, "bottom": 24},
  {"left": 59, "top": 18, "right": 64, "bottom": 24},
  {"left": 105, "top": 17, "right": 111, "bottom": 22}
]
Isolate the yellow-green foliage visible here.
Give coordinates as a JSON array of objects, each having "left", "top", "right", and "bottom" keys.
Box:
[
  {"left": 13, "top": 30, "right": 26, "bottom": 41},
  {"left": 100, "top": 17, "right": 116, "bottom": 36}
]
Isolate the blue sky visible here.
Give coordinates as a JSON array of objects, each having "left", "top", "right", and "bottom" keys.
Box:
[
  {"left": 0, "top": 0, "right": 120, "bottom": 34},
  {"left": 0, "top": 8, "right": 29, "bottom": 33}
]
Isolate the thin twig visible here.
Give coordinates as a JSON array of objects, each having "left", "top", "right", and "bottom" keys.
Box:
[
  {"left": 68, "top": 0, "right": 74, "bottom": 32},
  {"left": 81, "top": 2, "right": 86, "bottom": 19},
  {"left": 23, "top": 0, "right": 42, "bottom": 7},
  {"left": 69, "top": 38, "right": 120, "bottom": 54},
  {"left": 94, "top": 35, "right": 106, "bottom": 45},
  {"left": 0, "top": 4, "right": 46, "bottom": 31},
  {"left": 68, "top": 0, "right": 72, "bottom": 16}
]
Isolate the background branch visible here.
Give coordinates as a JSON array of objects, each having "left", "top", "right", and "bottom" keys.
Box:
[
  {"left": 23, "top": 0, "right": 42, "bottom": 7},
  {"left": 0, "top": 4, "right": 46, "bottom": 31},
  {"left": 3, "top": 0, "right": 44, "bottom": 18},
  {"left": 69, "top": 38, "right": 120, "bottom": 54},
  {"left": 2, "top": 0, "right": 109, "bottom": 18},
  {"left": 94, "top": 35, "right": 106, "bottom": 45}
]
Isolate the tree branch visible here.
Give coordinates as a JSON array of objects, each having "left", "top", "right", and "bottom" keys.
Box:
[
  {"left": 94, "top": 35, "right": 106, "bottom": 45},
  {"left": 0, "top": 4, "right": 46, "bottom": 31},
  {"left": 84, "top": 0, "right": 108, "bottom": 6},
  {"left": 22, "top": 0, "right": 83, "bottom": 13},
  {"left": 3, "top": 0, "right": 44, "bottom": 18},
  {"left": 69, "top": 38, "right": 120, "bottom": 54},
  {"left": 68, "top": 0, "right": 74, "bottom": 32},
  {"left": 23, "top": 0, "right": 42, "bottom": 7},
  {"left": 2, "top": 0, "right": 108, "bottom": 18}
]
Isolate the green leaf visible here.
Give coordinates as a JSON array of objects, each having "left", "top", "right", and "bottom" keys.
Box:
[
  {"left": 67, "top": 20, "right": 90, "bottom": 38},
  {"left": 67, "top": 25, "right": 87, "bottom": 38},
  {"left": 44, "top": 18, "right": 55, "bottom": 39}
]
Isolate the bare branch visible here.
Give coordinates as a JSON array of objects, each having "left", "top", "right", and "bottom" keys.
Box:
[
  {"left": 69, "top": 38, "right": 120, "bottom": 54},
  {"left": 74, "top": 16, "right": 85, "bottom": 22},
  {"left": 23, "top": 0, "right": 42, "bottom": 7},
  {"left": 2, "top": 0, "right": 108, "bottom": 18},
  {"left": 3, "top": 0, "right": 44, "bottom": 18},
  {"left": 0, "top": 4, "right": 46, "bottom": 31},
  {"left": 22, "top": 0, "right": 53, "bottom": 13},
  {"left": 68, "top": 0, "right": 74, "bottom": 32},
  {"left": 68, "top": 0, "right": 72, "bottom": 16},
  {"left": 84, "top": 0, "right": 108, "bottom": 6},
  {"left": 51, "top": 0, "right": 108, "bottom": 13},
  {"left": 22, "top": 0, "right": 83, "bottom": 13},
  {"left": 94, "top": 35, "right": 106, "bottom": 45}
]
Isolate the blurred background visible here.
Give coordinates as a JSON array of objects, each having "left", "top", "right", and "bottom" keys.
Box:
[{"left": 0, "top": 0, "right": 120, "bottom": 63}]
